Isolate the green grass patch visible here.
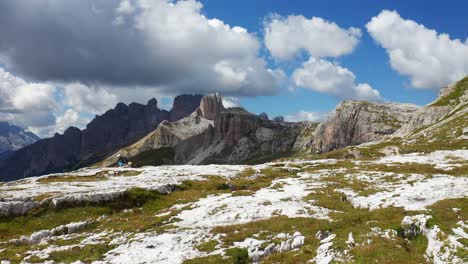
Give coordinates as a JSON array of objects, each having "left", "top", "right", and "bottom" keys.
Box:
[
  {"left": 184, "top": 255, "right": 226, "bottom": 264},
  {"left": 0, "top": 206, "right": 111, "bottom": 242},
  {"left": 0, "top": 244, "right": 48, "bottom": 263},
  {"left": 225, "top": 248, "right": 250, "bottom": 264},
  {"left": 33, "top": 192, "right": 60, "bottom": 202},
  {"left": 227, "top": 167, "right": 297, "bottom": 192},
  {"left": 129, "top": 147, "right": 175, "bottom": 166},
  {"left": 36, "top": 170, "right": 141, "bottom": 183},
  {"left": 48, "top": 244, "right": 115, "bottom": 263},
  {"left": 351, "top": 235, "right": 427, "bottom": 264},
  {"left": 427, "top": 198, "right": 467, "bottom": 234},
  {"left": 197, "top": 240, "right": 219, "bottom": 252}
]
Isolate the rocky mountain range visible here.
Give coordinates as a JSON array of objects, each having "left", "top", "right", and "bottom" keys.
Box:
[
  {"left": 1, "top": 77, "right": 467, "bottom": 182},
  {"left": 0, "top": 95, "right": 203, "bottom": 181},
  {"left": 101, "top": 76, "right": 466, "bottom": 169},
  {"left": 0, "top": 122, "right": 40, "bottom": 160}
]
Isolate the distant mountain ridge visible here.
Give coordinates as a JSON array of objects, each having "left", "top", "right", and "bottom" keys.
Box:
[
  {"left": 0, "top": 95, "right": 203, "bottom": 181},
  {"left": 0, "top": 122, "right": 40, "bottom": 160},
  {"left": 103, "top": 77, "right": 467, "bottom": 168},
  {"left": 102, "top": 94, "right": 308, "bottom": 167},
  {"left": 1, "top": 76, "right": 466, "bottom": 182}
]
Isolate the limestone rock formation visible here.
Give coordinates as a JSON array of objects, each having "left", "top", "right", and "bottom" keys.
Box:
[
  {"left": 393, "top": 106, "right": 452, "bottom": 136},
  {"left": 169, "top": 94, "right": 204, "bottom": 121},
  {"left": 177, "top": 108, "right": 303, "bottom": 164},
  {"left": 292, "top": 122, "right": 320, "bottom": 151},
  {"left": 101, "top": 94, "right": 224, "bottom": 167},
  {"left": 198, "top": 93, "right": 225, "bottom": 120},
  {"left": 312, "top": 101, "right": 420, "bottom": 153},
  {"left": 396, "top": 77, "right": 468, "bottom": 136},
  {"left": 104, "top": 94, "right": 304, "bottom": 167},
  {"left": 0, "top": 95, "right": 202, "bottom": 181}
]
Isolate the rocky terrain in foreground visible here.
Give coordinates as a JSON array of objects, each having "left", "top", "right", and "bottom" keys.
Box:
[{"left": 0, "top": 148, "right": 466, "bottom": 263}]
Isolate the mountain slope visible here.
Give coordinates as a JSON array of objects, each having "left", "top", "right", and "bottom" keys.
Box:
[{"left": 316, "top": 76, "right": 468, "bottom": 159}]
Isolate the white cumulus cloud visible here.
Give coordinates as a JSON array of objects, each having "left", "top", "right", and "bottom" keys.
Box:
[
  {"left": 264, "top": 14, "right": 361, "bottom": 60},
  {"left": 285, "top": 110, "right": 327, "bottom": 122},
  {"left": 0, "top": 67, "right": 58, "bottom": 131},
  {"left": 366, "top": 10, "right": 468, "bottom": 89},
  {"left": 54, "top": 109, "right": 90, "bottom": 134},
  {"left": 292, "top": 58, "right": 383, "bottom": 101},
  {"left": 64, "top": 83, "right": 118, "bottom": 115},
  {"left": 221, "top": 96, "right": 240, "bottom": 108},
  {"left": 0, "top": 0, "right": 284, "bottom": 96}
]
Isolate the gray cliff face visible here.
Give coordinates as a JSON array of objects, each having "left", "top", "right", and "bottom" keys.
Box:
[
  {"left": 198, "top": 93, "right": 225, "bottom": 121},
  {"left": 292, "top": 122, "right": 320, "bottom": 151},
  {"left": 311, "top": 77, "right": 468, "bottom": 153},
  {"left": 101, "top": 94, "right": 224, "bottom": 167},
  {"left": 0, "top": 122, "right": 40, "bottom": 160},
  {"left": 103, "top": 95, "right": 309, "bottom": 166},
  {"left": 176, "top": 108, "right": 303, "bottom": 165},
  {"left": 396, "top": 78, "right": 468, "bottom": 136},
  {"left": 169, "top": 94, "right": 204, "bottom": 121},
  {"left": 312, "top": 101, "right": 420, "bottom": 153},
  {"left": 394, "top": 106, "right": 452, "bottom": 136},
  {"left": 0, "top": 95, "right": 202, "bottom": 181}
]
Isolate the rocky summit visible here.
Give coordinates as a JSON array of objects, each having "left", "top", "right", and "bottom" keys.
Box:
[
  {"left": 0, "top": 77, "right": 467, "bottom": 264},
  {"left": 0, "top": 122, "right": 40, "bottom": 160}
]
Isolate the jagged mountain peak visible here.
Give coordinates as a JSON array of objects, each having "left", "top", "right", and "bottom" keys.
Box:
[
  {"left": 170, "top": 94, "right": 204, "bottom": 121},
  {"left": 198, "top": 93, "right": 225, "bottom": 120},
  {"left": 0, "top": 122, "right": 40, "bottom": 160}
]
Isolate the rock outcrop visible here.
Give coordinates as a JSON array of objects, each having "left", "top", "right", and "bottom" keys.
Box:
[
  {"left": 312, "top": 101, "right": 420, "bottom": 153},
  {"left": 177, "top": 107, "right": 304, "bottom": 164},
  {"left": 0, "top": 95, "right": 202, "bottom": 181},
  {"left": 103, "top": 93, "right": 305, "bottom": 166},
  {"left": 292, "top": 122, "right": 320, "bottom": 151},
  {"left": 395, "top": 77, "right": 468, "bottom": 136},
  {"left": 198, "top": 93, "right": 224, "bottom": 121},
  {"left": 101, "top": 94, "right": 223, "bottom": 167},
  {"left": 393, "top": 106, "right": 452, "bottom": 136},
  {"left": 0, "top": 122, "right": 40, "bottom": 160},
  {"left": 169, "top": 94, "right": 204, "bottom": 121}
]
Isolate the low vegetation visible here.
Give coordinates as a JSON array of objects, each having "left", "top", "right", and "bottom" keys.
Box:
[
  {"left": 1, "top": 142, "right": 466, "bottom": 263},
  {"left": 129, "top": 147, "right": 175, "bottom": 166},
  {"left": 37, "top": 170, "right": 141, "bottom": 183},
  {"left": 430, "top": 76, "right": 468, "bottom": 106}
]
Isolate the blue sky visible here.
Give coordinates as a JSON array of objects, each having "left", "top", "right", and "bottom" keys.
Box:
[
  {"left": 201, "top": 0, "right": 468, "bottom": 117},
  {"left": 0, "top": 0, "right": 467, "bottom": 136}
]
